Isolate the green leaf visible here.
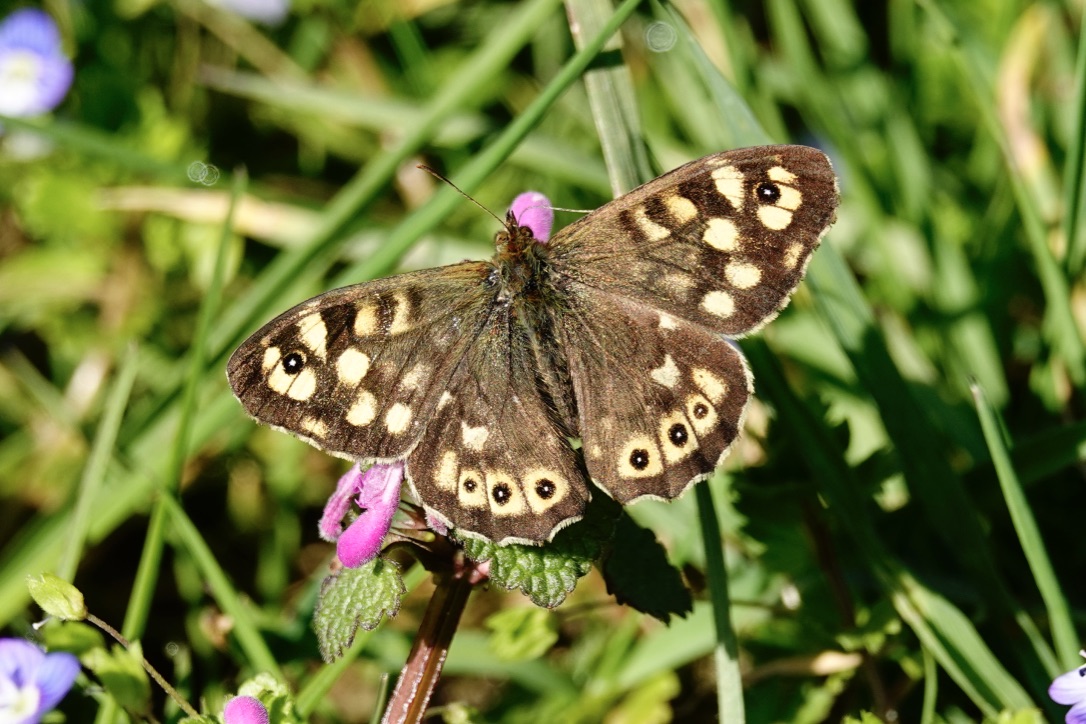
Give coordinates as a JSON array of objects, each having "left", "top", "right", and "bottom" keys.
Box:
[
  {"left": 83, "top": 642, "right": 152, "bottom": 712},
  {"left": 601, "top": 512, "right": 692, "bottom": 623},
  {"left": 460, "top": 493, "right": 621, "bottom": 608},
  {"left": 313, "top": 557, "right": 406, "bottom": 662},
  {"left": 485, "top": 607, "right": 559, "bottom": 662}
]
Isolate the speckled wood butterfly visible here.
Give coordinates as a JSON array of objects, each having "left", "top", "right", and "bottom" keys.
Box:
[{"left": 228, "top": 145, "right": 839, "bottom": 545}]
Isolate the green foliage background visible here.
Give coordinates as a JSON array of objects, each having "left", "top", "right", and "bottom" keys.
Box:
[{"left": 1, "top": 0, "right": 1084, "bottom": 721}]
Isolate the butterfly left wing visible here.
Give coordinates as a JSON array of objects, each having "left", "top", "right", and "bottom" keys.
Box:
[{"left": 405, "top": 301, "right": 590, "bottom": 544}]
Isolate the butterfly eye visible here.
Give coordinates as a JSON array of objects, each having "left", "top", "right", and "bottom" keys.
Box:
[
  {"left": 629, "top": 448, "right": 651, "bottom": 470},
  {"left": 668, "top": 423, "right": 689, "bottom": 447},
  {"left": 281, "top": 351, "right": 306, "bottom": 374},
  {"left": 756, "top": 181, "right": 781, "bottom": 204}
]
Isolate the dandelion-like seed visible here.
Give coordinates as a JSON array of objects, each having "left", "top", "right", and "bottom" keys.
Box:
[{"left": 0, "top": 9, "right": 73, "bottom": 118}]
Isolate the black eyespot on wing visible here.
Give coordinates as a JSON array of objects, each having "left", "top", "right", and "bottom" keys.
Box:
[
  {"left": 668, "top": 423, "right": 688, "bottom": 446},
  {"left": 692, "top": 403, "right": 709, "bottom": 419},
  {"left": 630, "top": 449, "right": 650, "bottom": 470},
  {"left": 492, "top": 482, "right": 512, "bottom": 505},
  {"left": 756, "top": 182, "right": 780, "bottom": 204},
  {"left": 282, "top": 351, "right": 305, "bottom": 374},
  {"left": 535, "top": 479, "right": 555, "bottom": 499},
  {"left": 463, "top": 477, "right": 478, "bottom": 493}
]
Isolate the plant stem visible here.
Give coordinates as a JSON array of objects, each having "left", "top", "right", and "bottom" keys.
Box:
[
  {"left": 380, "top": 556, "right": 484, "bottom": 723},
  {"left": 86, "top": 612, "right": 200, "bottom": 719}
]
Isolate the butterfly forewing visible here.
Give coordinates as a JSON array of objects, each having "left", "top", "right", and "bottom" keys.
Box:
[
  {"left": 227, "top": 263, "right": 493, "bottom": 462},
  {"left": 548, "top": 145, "right": 838, "bottom": 337}
]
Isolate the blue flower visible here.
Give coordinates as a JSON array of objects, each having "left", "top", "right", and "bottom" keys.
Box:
[
  {"left": 1050, "top": 651, "right": 1086, "bottom": 724},
  {"left": 0, "top": 9, "right": 73, "bottom": 117},
  {"left": 0, "top": 638, "right": 80, "bottom": 724},
  {"left": 223, "top": 694, "right": 269, "bottom": 724}
]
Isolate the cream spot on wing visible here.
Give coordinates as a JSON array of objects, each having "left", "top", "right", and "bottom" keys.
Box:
[
  {"left": 725, "top": 261, "right": 762, "bottom": 289},
  {"left": 300, "top": 416, "right": 328, "bottom": 438},
  {"left": 298, "top": 313, "right": 328, "bottom": 360},
  {"left": 437, "top": 391, "right": 453, "bottom": 410},
  {"left": 589, "top": 444, "right": 602, "bottom": 458},
  {"left": 458, "top": 469, "right": 487, "bottom": 508},
  {"left": 783, "top": 242, "right": 804, "bottom": 269},
  {"left": 767, "top": 165, "right": 797, "bottom": 184},
  {"left": 693, "top": 368, "right": 727, "bottom": 404},
  {"left": 650, "top": 354, "right": 681, "bottom": 388},
  {"left": 658, "top": 312, "right": 678, "bottom": 329},
  {"left": 701, "top": 290, "right": 735, "bottom": 318},
  {"left": 618, "top": 436, "right": 664, "bottom": 478},
  {"left": 712, "top": 165, "right": 745, "bottom": 210},
  {"left": 758, "top": 205, "right": 794, "bottom": 230},
  {"left": 354, "top": 301, "right": 379, "bottom": 336},
  {"left": 777, "top": 184, "right": 803, "bottom": 210},
  {"left": 686, "top": 394, "right": 718, "bottom": 436},
  {"left": 461, "top": 422, "right": 489, "bottom": 451},
  {"left": 385, "top": 403, "right": 413, "bottom": 434},
  {"left": 336, "top": 348, "right": 370, "bottom": 386},
  {"left": 524, "top": 469, "right": 569, "bottom": 512},
  {"left": 703, "top": 217, "right": 741, "bottom": 252},
  {"left": 664, "top": 194, "right": 698, "bottom": 224},
  {"left": 262, "top": 346, "right": 281, "bottom": 372},
  {"left": 634, "top": 206, "right": 671, "bottom": 241},
  {"left": 388, "top": 291, "right": 413, "bottom": 335},
  {"left": 486, "top": 471, "right": 527, "bottom": 516},
  {"left": 401, "top": 363, "right": 429, "bottom": 391},
  {"left": 436, "top": 451, "right": 458, "bottom": 491},
  {"left": 661, "top": 273, "right": 695, "bottom": 299},
  {"left": 346, "top": 390, "right": 377, "bottom": 426},
  {"left": 659, "top": 410, "right": 698, "bottom": 463}
]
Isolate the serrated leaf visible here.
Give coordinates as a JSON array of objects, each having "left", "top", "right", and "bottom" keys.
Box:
[
  {"left": 313, "top": 557, "right": 406, "bottom": 662},
  {"left": 602, "top": 512, "right": 692, "bottom": 622},
  {"left": 461, "top": 493, "right": 621, "bottom": 608}
]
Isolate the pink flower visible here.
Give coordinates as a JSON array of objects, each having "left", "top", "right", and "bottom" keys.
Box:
[
  {"left": 318, "top": 463, "right": 404, "bottom": 568},
  {"left": 223, "top": 695, "right": 269, "bottom": 724},
  {"left": 509, "top": 191, "right": 553, "bottom": 243}
]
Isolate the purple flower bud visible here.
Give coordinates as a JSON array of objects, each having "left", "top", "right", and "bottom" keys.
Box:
[
  {"left": 223, "top": 695, "right": 269, "bottom": 724},
  {"left": 509, "top": 192, "right": 553, "bottom": 243},
  {"left": 0, "top": 638, "right": 80, "bottom": 723},
  {"left": 0, "top": 9, "right": 73, "bottom": 117}
]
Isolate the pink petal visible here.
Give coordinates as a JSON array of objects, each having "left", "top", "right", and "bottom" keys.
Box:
[
  {"left": 509, "top": 192, "right": 553, "bottom": 243},
  {"left": 318, "top": 465, "right": 365, "bottom": 542},
  {"left": 223, "top": 695, "right": 269, "bottom": 724},
  {"left": 335, "top": 463, "right": 404, "bottom": 568}
]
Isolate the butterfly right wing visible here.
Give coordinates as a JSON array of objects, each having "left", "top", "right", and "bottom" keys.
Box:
[{"left": 227, "top": 262, "right": 494, "bottom": 463}]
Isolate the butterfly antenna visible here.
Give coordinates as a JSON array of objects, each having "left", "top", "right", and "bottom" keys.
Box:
[{"left": 417, "top": 164, "right": 508, "bottom": 228}]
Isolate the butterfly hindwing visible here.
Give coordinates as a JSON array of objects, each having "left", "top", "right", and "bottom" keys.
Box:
[
  {"left": 405, "top": 302, "right": 589, "bottom": 544},
  {"left": 549, "top": 145, "right": 838, "bottom": 337},
  {"left": 557, "top": 284, "right": 750, "bottom": 502}
]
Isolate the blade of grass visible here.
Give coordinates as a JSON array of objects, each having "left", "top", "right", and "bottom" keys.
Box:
[
  {"left": 1061, "top": 10, "right": 1086, "bottom": 276},
  {"left": 972, "top": 382, "right": 1076, "bottom": 669},
  {"left": 122, "top": 170, "right": 247, "bottom": 642},
  {"left": 57, "top": 344, "right": 139, "bottom": 582}
]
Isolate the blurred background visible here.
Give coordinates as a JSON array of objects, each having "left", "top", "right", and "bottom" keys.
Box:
[{"left": 0, "top": 0, "right": 1084, "bottom": 721}]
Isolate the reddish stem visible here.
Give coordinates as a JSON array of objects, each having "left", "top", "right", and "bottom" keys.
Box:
[{"left": 380, "top": 555, "right": 486, "bottom": 724}]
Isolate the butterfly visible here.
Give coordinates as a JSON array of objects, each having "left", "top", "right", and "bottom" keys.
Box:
[{"left": 227, "top": 145, "right": 839, "bottom": 545}]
